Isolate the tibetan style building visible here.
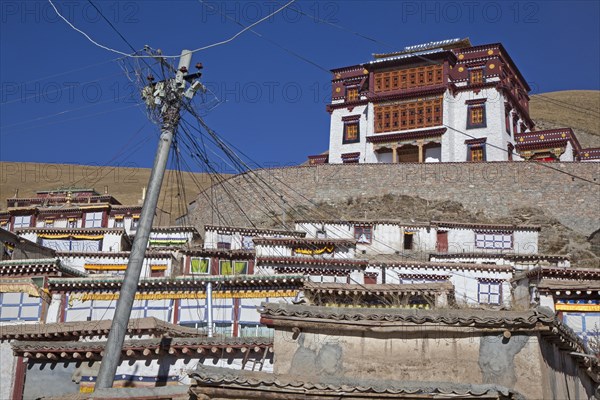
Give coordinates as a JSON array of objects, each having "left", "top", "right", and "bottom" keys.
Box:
[{"left": 308, "top": 38, "right": 600, "bottom": 164}]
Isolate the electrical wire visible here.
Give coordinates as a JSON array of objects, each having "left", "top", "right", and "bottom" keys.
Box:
[{"left": 48, "top": 0, "right": 297, "bottom": 59}]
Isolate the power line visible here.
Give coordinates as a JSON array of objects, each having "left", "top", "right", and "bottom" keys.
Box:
[
  {"left": 49, "top": 0, "right": 297, "bottom": 59},
  {"left": 197, "top": 0, "right": 330, "bottom": 74}
]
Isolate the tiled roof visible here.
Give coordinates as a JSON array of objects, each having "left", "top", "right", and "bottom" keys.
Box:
[
  {"left": 536, "top": 279, "right": 600, "bottom": 292},
  {"left": 189, "top": 365, "right": 523, "bottom": 399},
  {"left": 259, "top": 303, "right": 589, "bottom": 355},
  {"left": 0, "top": 317, "right": 200, "bottom": 342},
  {"left": 11, "top": 336, "right": 273, "bottom": 360}
]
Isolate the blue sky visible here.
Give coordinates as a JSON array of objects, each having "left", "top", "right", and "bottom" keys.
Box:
[{"left": 1, "top": 0, "right": 599, "bottom": 172}]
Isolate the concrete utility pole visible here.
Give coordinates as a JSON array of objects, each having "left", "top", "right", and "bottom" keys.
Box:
[{"left": 95, "top": 50, "right": 203, "bottom": 389}]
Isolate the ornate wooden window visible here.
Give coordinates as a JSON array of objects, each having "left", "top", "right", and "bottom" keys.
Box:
[
  {"left": 469, "top": 68, "right": 484, "bottom": 85},
  {"left": 346, "top": 87, "right": 359, "bottom": 102},
  {"left": 467, "top": 105, "right": 486, "bottom": 129},
  {"left": 374, "top": 97, "right": 442, "bottom": 133},
  {"left": 470, "top": 147, "right": 484, "bottom": 162},
  {"left": 374, "top": 65, "right": 443, "bottom": 93},
  {"left": 466, "top": 138, "right": 487, "bottom": 162},
  {"left": 343, "top": 123, "right": 360, "bottom": 144}
]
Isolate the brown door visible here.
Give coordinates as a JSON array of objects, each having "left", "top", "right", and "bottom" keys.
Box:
[{"left": 436, "top": 231, "right": 448, "bottom": 253}]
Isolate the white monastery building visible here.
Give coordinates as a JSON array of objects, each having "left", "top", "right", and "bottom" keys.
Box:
[{"left": 308, "top": 38, "right": 599, "bottom": 164}]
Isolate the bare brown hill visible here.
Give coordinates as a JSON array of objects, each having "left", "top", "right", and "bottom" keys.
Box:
[
  {"left": 0, "top": 162, "right": 221, "bottom": 224},
  {"left": 529, "top": 90, "right": 600, "bottom": 148}
]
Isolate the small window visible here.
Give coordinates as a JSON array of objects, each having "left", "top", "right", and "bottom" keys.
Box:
[
  {"left": 114, "top": 219, "right": 124, "bottom": 229},
  {"left": 0, "top": 220, "right": 8, "bottom": 230},
  {"left": 403, "top": 232, "right": 414, "bottom": 250},
  {"left": 478, "top": 281, "right": 502, "bottom": 305},
  {"left": 343, "top": 123, "right": 360, "bottom": 144},
  {"left": 512, "top": 113, "right": 518, "bottom": 134},
  {"left": 190, "top": 257, "right": 210, "bottom": 274},
  {"left": 504, "top": 105, "right": 511, "bottom": 134},
  {"left": 44, "top": 219, "right": 54, "bottom": 228},
  {"left": 85, "top": 212, "right": 103, "bottom": 228},
  {"left": 150, "top": 269, "right": 165, "bottom": 278},
  {"left": 345, "top": 87, "right": 359, "bottom": 102},
  {"left": 354, "top": 225, "right": 372, "bottom": 244},
  {"left": 467, "top": 106, "right": 486, "bottom": 129},
  {"left": 469, "top": 69, "right": 484, "bottom": 85},
  {"left": 241, "top": 235, "right": 254, "bottom": 250},
  {"left": 131, "top": 216, "right": 140, "bottom": 230},
  {"left": 316, "top": 229, "right": 327, "bottom": 239},
  {"left": 13, "top": 215, "right": 32, "bottom": 229},
  {"left": 507, "top": 143, "right": 514, "bottom": 161}
]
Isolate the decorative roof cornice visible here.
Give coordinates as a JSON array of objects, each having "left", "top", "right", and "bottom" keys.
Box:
[
  {"left": 15, "top": 227, "right": 126, "bottom": 235},
  {"left": 303, "top": 281, "right": 454, "bottom": 295},
  {"left": 367, "top": 127, "right": 447, "bottom": 144},
  {"left": 0, "top": 258, "right": 86, "bottom": 277},
  {"left": 204, "top": 224, "right": 306, "bottom": 238},
  {"left": 366, "top": 259, "right": 513, "bottom": 272},
  {"left": 525, "top": 266, "right": 600, "bottom": 279},
  {"left": 429, "top": 252, "right": 569, "bottom": 261},
  {"left": 257, "top": 256, "right": 368, "bottom": 269},
  {"left": 515, "top": 128, "right": 582, "bottom": 153},
  {"left": 253, "top": 237, "right": 356, "bottom": 247},
  {"left": 56, "top": 250, "right": 173, "bottom": 259},
  {"left": 580, "top": 147, "right": 600, "bottom": 161},
  {"left": 295, "top": 219, "right": 431, "bottom": 228},
  {"left": 431, "top": 221, "right": 541, "bottom": 231},
  {"left": 149, "top": 226, "right": 199, "bottom": 233},
  {"left": 180, "top": 248, "right": 255, "bottom": 258},
  {"left": 48, "top": 274, "right": 306, "bottom": 292}
]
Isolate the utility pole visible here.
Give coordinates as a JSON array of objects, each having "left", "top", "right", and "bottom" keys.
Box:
[{"left": 95, "top": 50, "right": 204, "bottom": 389}]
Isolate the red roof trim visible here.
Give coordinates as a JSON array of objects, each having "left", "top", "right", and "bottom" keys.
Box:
[{"left": 366, "top": 127, "right": 447, "bottom": 144}]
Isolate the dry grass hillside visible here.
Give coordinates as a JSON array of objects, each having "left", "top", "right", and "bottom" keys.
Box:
[
  {"left": 529, "top": 90, "right": 600, "bottom": 148},
  {"left": 0, "top": 162, "right": 221, "bottom": 224}
]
